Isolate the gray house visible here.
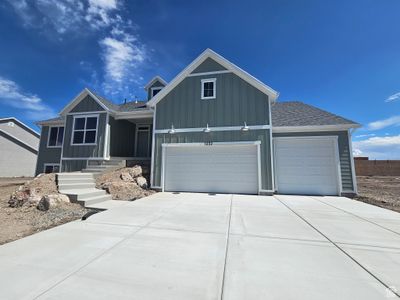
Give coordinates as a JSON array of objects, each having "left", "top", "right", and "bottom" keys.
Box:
[
  {"left": 0, "top": 117, "right": 40, "bottom": 177},
  {"left": 36, "top": 49, "right": 360, "bottom": 196}
]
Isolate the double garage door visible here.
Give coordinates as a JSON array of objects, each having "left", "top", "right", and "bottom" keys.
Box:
[
  {"left": 161, "top": 137, "right": 340, "bottom": 195},
  {"left": 163, "top": 144, "right": 259, "bottom": 194}
]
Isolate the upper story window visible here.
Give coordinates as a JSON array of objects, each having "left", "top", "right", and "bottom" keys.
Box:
[
  {"left": 201, "top": 78, "right": 216, "bottom": 99},
  {"left": 72, "top": 115, "right": 98, "bottom": 145},
  {"left": 151, "top": 87, "right": 162, "bottom": 98},
  {"left": 48, "top": 126, "right": 64, "bottom": 147}
]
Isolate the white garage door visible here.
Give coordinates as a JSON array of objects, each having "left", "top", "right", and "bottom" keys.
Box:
[
  {"left": 274, "top": 137, "right": 340, "bottom": 195},
  {"left": 163, "top": 143, "right": 259, "bottom": 194}
]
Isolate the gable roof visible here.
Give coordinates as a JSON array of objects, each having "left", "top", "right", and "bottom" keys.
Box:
[
  {"left": 271, "top": 101, "right": 360, "bottom": 128},
  {"left": 0, "top": 129, "right": 38, "bottom": 154},
  {"left": 146, "top": 49, "right": 279, "bottom": 107},
  {"left": 0, "top": 117, "right": 40, "bottom": 137},
  {"left": 144, "top": 76, "right": 167, "bottom": 90}
]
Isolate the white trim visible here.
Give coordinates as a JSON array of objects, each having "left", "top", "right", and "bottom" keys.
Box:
[
  {"left": 146, "top": 48, "right": 279, "bottom": 107},
  {"left": 155, "top": 124, "right": 271, "bottom": 134},
  {"left": 103, "top": 113, "right": 110, "bottom": 159},
  {"left": 71, "top": 114, "right": 99, "bottom": 146},
  {"left": 268, "top": 100, "right": 275, "bottom": 192},
  {"left": 160, "top": 141, "right": 261, "bottom": 194},
  {"left": 61, "top": 157, "right": 105, "bottom": 160},
  {"left": 347, "top": 129, "right": 358, "bottom": 194},
  {"left": 46, "top": 126, "right": 64, "bottom": 148},
  {"left": 260, "top": 189, "right": 275, "bottom": 193},
  {"left": 114, "top": 110, "right": 153, "bottom": 120},
  {"left": 272, "top": 124, "right": 361, "bottom": 133},
  {"left": 151, "top": 87, "right": 163, "bottom": 98},
  {"left": 144, "top": 76, "right": 167, "bottom": 90},
  {"left": 201, "top": 78, "right": 216, "bottom": 100},
  {"left": 188, "top": 70, "right": 232, "bottom": 77},
  {"left": 67, "top": 110, "right": 107, "bottom": 116},
  {"left": 150, "top": 106, "right": 156, "bottom": 187},
  {"left": 60, "top": 88, "right": 114, "bottom": 116},
  {"left": 273, "top": 136, "right": 342, "bottom": 196},
  {"left": 134, "top": 124, "right": 151, "bottom": 157},
  {"left": 43, "top": 163, "right": 60, "bottom": 173}
]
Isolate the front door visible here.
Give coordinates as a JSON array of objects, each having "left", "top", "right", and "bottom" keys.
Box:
[{"left": 135, "top": 125, "right": 151, "bottom": 157}]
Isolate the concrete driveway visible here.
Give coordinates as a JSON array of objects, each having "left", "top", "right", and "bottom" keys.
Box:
[{"left": 1, "top": 193, "right": 400, "bottom": 299}]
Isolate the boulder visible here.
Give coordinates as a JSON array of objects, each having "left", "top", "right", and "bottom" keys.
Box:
[
  {"left": 8, "top": 190, "right": 29, "bottom": 207},
  {"left": 120, "top": 172, "right": 133, "bottom": 182},
  {"left": 128, "top": 165, "right": 142, "bottom": 178},
  {"left": 135, "top": 176, "right": 148, "bottom": 189},
  {"left": 37, "top": 194, "right": 70, "bottom": 211}
]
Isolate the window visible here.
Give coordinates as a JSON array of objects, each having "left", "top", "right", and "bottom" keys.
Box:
[
  {"left": 201, "top": 78, "right": 216, "bottom": 99},
  {"left": 47, "top": 126, "right": 64, "bottom": 147},
  {"left": 151, "top": 87, "right": 162, "bottom": 97},
  {"left": 72, "top": 115, "right": 98, "bottom": 145},
  {"left": 44, "top": 164, "right": 60, "bottom": 173}
]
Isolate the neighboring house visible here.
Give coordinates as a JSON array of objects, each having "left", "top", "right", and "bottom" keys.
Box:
[
  {"left": 0, "top": 117, "right": 40, "bottom": 177},
  {"left": 36, "top": 49, "right": 360, "bottom": 196}
]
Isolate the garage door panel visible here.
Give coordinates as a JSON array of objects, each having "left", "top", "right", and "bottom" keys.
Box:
[
  {"left": 275, "top": 138, "right": 339, "bottom": 195},
  {"left": 164, "top": 144, "right": 259, "bottom": 194}
]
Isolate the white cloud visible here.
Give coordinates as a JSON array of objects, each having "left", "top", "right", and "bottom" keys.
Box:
[
  {"left": 367, "top": 115, "right": 400, "bottom": 131},
  {"left": 353, "top": 135, "right": 400, "bottom": 160},
  {"left": 355, "top": 133, "right": 376, "bottom": 138},
  {"left": 0, "top": 77, "right": 55, "bottom": 120},
  {"left": 385, "top": 92, "right": 400, "bottom": 103}
]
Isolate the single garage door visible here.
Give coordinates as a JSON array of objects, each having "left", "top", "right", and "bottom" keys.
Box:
[
  {"left": 274, "top": 137, "right": 340, "bottom": 195},
  {"left": 163, "top": 143, "right": 259, "bottom": 194}
]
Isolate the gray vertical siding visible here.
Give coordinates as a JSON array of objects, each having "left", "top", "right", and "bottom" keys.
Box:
[
  {"left": 62, "top": 113, "right": 107, "bottom": 158},
  {"left": 109, "top": 116, "right": 136, "bottom": 157},
  {"left": 191, "top": 57, "right": 227, "bottom": 73},
  {"left": 70, "top": 95, "right": 105, "bottom": 113},
  {"left": 156, "top": 72, "right": 270, "bottom": 129},
  {"left": 153, "top": 129, "right": 273, "bottom": 191},
  {"left": 272, "top": 131, "right": 354, "bottom": 191},
  {"left": 35, "top": 126, "right": 62, "bottom": 175},
  {"left": 61, "top": 160, "right": 87, "bottom": 172}
]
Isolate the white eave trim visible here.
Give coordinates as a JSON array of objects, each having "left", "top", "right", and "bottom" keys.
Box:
[
  {"left": 114, "top": 109, "right": 154, "bottom": 120},
  {"left": 272, "top": 124, "right": 361, "bottom": 133},
  {"left": 144, "top": 76, "right": 167, "bottom": 90},
  {"left": 146, "top": 48, "right": 279, "bottom": 108},
  {"left": 59, "top": 88, "right": 116, "bottom": 116}
]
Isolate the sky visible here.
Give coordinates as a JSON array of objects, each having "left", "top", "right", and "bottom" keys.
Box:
[{"left": 0, "top": 0, "right": 399, "bottom": 159}]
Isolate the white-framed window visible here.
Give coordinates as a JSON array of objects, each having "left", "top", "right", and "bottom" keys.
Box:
[
  {"left": 72, "top": 115, "right": 98, "bottom": 145},
  {"left": 151, "top": 87, "right": 162, "bottom": 98},
  {"left": 47, "top": 126, "right": 64, "bottom": 148},
  {"left": 201, "top": 78, "right": 216, "bottom": 99},
  {"left": 44, "top": 164, "right": 60, "bottom": 174}
]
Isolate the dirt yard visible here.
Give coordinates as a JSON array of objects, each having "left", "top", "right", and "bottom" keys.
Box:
[
  {"left": 355, "top": 176, "right": 400, "bottom": 213},
  {"left": 0, "top": 177, "right": 89, "bottom": 245}
]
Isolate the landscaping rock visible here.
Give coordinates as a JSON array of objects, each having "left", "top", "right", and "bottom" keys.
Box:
[
  {"left": 135, "top": 176, "right": 148, "bottom": 189},
  {"left": 128, "top": 165, "right": 142, "bottom": 178},
  {"left": 37, "top": 196, "right": 50, "bottom": 211},
  {"left": 120, "top": 172, "right": 133, "bottom": 182},
  {"left": 37, "top": 194, "right": 70, "bottom": 211}
]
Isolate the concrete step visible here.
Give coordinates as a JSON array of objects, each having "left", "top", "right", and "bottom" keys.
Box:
[
  {"left": 58, "top": 173, "right": 93, "bottom": 179},
  {"left": 58, "top": 183, "right": 96, "bottom": 190},
  {"left": 78, "top": 194, "right": 113, "bottom": 207},
  {"left": 57, "top": 178, "right": 95, "bottom": 185},
  {"left": 81, "top": 169, "right": 104, "bottom": 173},
  {"left": 61, "top": 189, "right": 106, "bottom": 200}
]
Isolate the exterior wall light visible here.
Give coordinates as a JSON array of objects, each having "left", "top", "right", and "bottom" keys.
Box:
[
  {"left": 203, "top": 124, "right": 211, "bottom": 133},
  {"left": 168, "top": 124, "right": 176, "bottom": 134},
  {"left": 241, "top": 122, "right": 249, "bottom": 131}
]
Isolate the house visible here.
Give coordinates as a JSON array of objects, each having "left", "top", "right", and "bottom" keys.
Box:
[
  {"left": 0, "top": 117, "right": 40, "bottom": 177},
  {"left": 35, "top": 49, "right": 360, "bottom": 196}
]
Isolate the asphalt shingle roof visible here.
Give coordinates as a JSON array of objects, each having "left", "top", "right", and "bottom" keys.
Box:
[{"left": 271, "top": 101, "right": 359, "bottom": 127}]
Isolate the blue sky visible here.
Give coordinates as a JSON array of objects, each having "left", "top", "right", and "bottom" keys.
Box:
[{"left": 0, "top": 0, "right": 399, "bottom": 159}]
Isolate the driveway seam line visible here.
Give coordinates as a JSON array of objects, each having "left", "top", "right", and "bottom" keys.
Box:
[
  {"left": 33, "top": 201, "right": 183, "bottom": 300},
  {"left": 219, "top": 194, "right": 233, "bottom": 300},
  {"left": 274, "top": 196, "right": 400, "bottom": 298},
  {"left": 312, "top": 196, "right": 400, "bottom": 236}
]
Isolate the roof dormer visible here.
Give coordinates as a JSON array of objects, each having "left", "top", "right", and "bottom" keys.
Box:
[{"left": 144, "top": 76, "right": 167, "bottom": 100}]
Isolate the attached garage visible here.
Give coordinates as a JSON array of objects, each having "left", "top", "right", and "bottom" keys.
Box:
[
  {"left": 274, "top": 136, "right": 341, "bottom": 195},
  {"left": 162, "top": 143, "right": 260, "bottom": 194}
]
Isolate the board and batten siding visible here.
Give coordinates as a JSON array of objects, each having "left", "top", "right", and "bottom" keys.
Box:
[
  {"left": 155, "top": 72, "right": 270, "bottom": 130},
  {"left": 35, "top": 126, "right": 62, "bottom": 175},
  {"left": 152, "top": 129, "right": 273, "bottom": 191},
  {"left": 273, "top": 131, "right": 354, "bottom": 192},
  {"left": 191, "top": 57, "right": 227, "bottom": 73},
  {"left": 70, "top": 95, "right": 105, "bottom": 113}
]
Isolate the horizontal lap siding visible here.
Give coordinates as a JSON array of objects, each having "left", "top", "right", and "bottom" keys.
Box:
[
  {"left": 35, "top": 126, "right": 62, "bottom": 175},
  {"left": 273, "top": 131, "right": 354, "bottom": 191},
  {"left": 155, "top": 73, "right": 270, "bottom": 129},
  {"left": 153, "top": 129, "right": 273, "bottom": 191}
]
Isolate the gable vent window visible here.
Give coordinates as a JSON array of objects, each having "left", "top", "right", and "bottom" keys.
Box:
[
  {"left": 72, "top": 115, "right": 98, "bottom": 145},
  {"left": 201, "top": 78, "right": 216, "bottom": 99},
  {"left": 151, "top": 87, "right": 162, "bottom": 98},
  {"left": 48, "top": 126, "right": 64, "bottom": 147}
]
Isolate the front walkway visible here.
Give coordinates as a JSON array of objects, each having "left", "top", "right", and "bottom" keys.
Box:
[{"left": 0, "top": 193, "right": 399, "bottom": 299}]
